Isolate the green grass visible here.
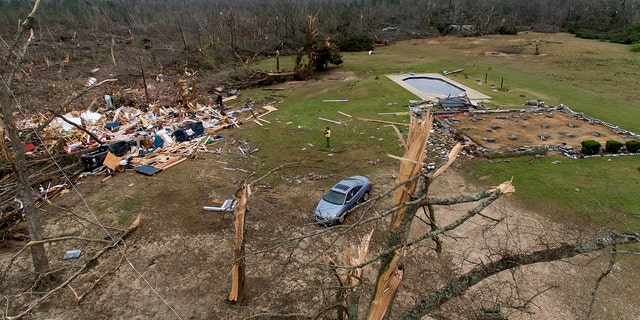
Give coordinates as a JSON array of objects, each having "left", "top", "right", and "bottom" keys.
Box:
[
  {"left": 242, "top": 32, "right": 640, "bottom": 229},
  {"left": 117, "top": 195, "right": 141, "bottom": 225},
  {"left": 120, "top": 194, "right": 141, "bottom": 212},
  {"left": 462, "top": 156, "right": 640, "bottom": 230},
  {"left": 240, "top": 71, "right": 409, "bottom": 182},
  {"left": 117, "top": 215, "right": 130, "bottom": 225},
  {"left": 90, "top": 194, "right": 141, "bottom": 225}
]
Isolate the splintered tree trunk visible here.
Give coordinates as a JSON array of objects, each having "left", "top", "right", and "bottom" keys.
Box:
[
  {"left": 324, "top": 229, "right": 374, "bottom": 319},
  {"left": 228, "top": 184, "right": 250, "bottom": 304},
  {"left": 367, "top": 114, "right": 434, "bottom": 319}
]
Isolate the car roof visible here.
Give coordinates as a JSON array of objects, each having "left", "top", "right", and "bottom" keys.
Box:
[
  {"left": 333, "top": 183, "right": 351, "bottom": 192},
  {"left": 331, "top": 176, "right": 368, "bottom": 192}
]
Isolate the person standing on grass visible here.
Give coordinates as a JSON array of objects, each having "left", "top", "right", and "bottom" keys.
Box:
[{"left": 324, "top": 127, "right": 331, "bottom": 148}]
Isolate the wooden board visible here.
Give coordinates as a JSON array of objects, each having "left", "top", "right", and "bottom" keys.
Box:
[
  {"left": 103, "top": 152, "right": 122, "bottom": 170},
  {"left": 222, "top": 95, "right": 237, "bottom": 102}
]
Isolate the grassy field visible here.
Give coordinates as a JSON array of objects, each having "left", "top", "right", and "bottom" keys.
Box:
[
  {"left": 466, "top": 156, "right": 640, "bottom": 228},
  {"left": 244, "top": 33, "right": 639, "bottom": 229}
]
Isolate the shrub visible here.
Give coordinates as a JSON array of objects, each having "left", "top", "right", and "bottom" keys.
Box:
[
  {"left": 571, "top": 28, "right": 604, "bottom": 40},
  {"left": 581, "top": 140, "right": 601, "bottom": 155},
  {"left": 572, "top": 24, "right": 640, "bottom": 44},
  {"left": 495, "top": 25, "right": 518, "bottom": 35},
  {"left": 630, "top": 43, "right": 640, "bottom": 53},
  {"left": 337, "top": 35, "right": 374, "bottom": 52},
  {"left": 626, "top": 140, "right": 640, "bottom": 153},
  {"left": 605, "top": 140, "right": 623, "bottom": 153},
  {"left": 609, "top": 25, "right": 640, "bottom": 44}
]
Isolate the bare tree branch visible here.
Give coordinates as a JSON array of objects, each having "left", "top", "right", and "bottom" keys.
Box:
[
  {"left": 51, "top": 111, "right": 103, "bottom": 143},
  {"left": 586, "top": 247, "right": 617, "bottom": 320},
  {"left": 1, "top": 0, "right": 40, "bottom": 66},
  {"left": 397, "top": 232, "right": 639, "bottom": 320},
  {"left": 5, "top": 215, "right": 141, "bottom": 320},
  {"left": 27, "top": 78, "right": 117, "bottom": 142}
]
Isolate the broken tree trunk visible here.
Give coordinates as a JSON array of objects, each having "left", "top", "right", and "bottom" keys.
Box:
[
  {"left": 324, "top": 229, "right": 374, "bottom": 319},
  {"left": 368, "top": 113, "right": 434, "bottom": 319},
  {"left": 367, "top": 248, "right": 405, "bottom": 320},
  {"left": 228, "top": 184, "right": 251, "bottom": 303},
  {"left": 139, "top": 57, "right": 149, "bottom": 104}
]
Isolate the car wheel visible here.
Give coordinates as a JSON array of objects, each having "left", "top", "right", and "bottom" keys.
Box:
[
  {"left": 359, "top": 191, "right": 370, "bottom": 203},
  {"left": 327, "top": 218, "right": 342, "bottom": 227}
]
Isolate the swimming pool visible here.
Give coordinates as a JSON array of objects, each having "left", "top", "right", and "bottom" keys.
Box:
[{"left": 402, "top": 76, "right": 466, "bottom": 97}]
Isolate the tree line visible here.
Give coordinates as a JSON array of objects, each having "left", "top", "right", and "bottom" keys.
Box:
[{"left": 1, "top": 0, "right": 638, "bottom": 68}]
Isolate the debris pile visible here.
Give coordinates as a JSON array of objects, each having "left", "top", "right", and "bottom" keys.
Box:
[{"left": 1, "top": 76, "right": 280, "bottom": 226}]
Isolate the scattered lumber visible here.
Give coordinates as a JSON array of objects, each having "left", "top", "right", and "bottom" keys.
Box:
[
  {"left": 442, "top": 68, "right": 463, "bottom": 75},
  {"left": 357, "top": 117, "right": 409, "bottom": 126},
  {"left": 323, "top": 99, "right": 349, "bottom": 102},
  {"left": 377, "top": 112, "right": 409, "bottom": 116},
  {"left": 245, "top": 105, "right": 278, "bottom": 123},
  {"left": 0, "top": 71, "right": 278, "bottom": 223},
  {"left": 222, "top": 95, "right": 237, "bottom": 103},
  {"left": 319, "top": 117, "right": 341, "bottom": 124},
  {"left": 157, "top": 156, "right": 186, "bottom": 170},
  {"left": 260, "top": 105, "right": 278, "bottom": 117}
]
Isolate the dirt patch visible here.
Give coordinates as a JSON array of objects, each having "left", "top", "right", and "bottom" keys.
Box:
[
  {"left": 410, "top": 168, "right": 640, "bottom": 320},
  {"left": 445, "top": 108, "right": 637, "bottom": 154}
]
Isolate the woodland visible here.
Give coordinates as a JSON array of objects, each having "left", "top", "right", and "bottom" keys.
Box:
[{"left": 2, "top": 0, "right": 639, "bottom": 71}]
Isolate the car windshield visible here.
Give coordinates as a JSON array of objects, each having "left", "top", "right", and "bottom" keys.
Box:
[{"left": 322, "top": 190, "right": 347, "bottom": 205}]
